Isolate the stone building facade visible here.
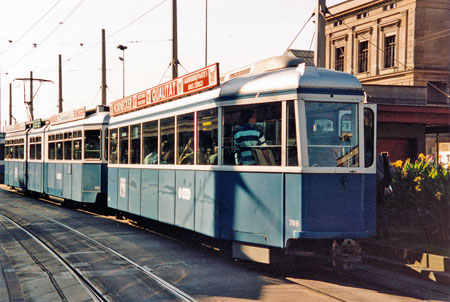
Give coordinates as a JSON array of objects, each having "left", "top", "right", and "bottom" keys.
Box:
[{"left": 324, "top": 0, "right": 450, "bottom": 162}]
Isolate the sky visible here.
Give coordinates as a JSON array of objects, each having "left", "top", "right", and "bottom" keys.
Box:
[{"left": 0, "top": 0, "right": 344, "bottom": 129}]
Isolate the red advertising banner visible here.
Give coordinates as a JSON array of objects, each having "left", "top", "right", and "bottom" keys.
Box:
[
  {"left": 111, "top": 63, "right": 219, "bottom": 116},
  {"left": 49, "top": 107, "right": 86, "bottom": 125}
]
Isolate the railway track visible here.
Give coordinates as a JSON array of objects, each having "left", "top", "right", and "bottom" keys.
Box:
[
  {"left": 0, "top": 200, "right": 199, "bottom": 302},
  {"left": 1, "top": 187, "right": 449, "bottom": 302}
]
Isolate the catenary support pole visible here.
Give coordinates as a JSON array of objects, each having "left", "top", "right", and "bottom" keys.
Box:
[
  {"left": 30, "top": 71, "right": 33, "bottom": 120},
  {"left": 172, "top": 0, "right": 178, "bottom": 79},
  {"left": 314, "top": 0, "right": 326, "bottom": 68},
  {"left": 58, "top": 54, "right": 63, "bottom": 113},
  {"left": 101, "top": 29, "right": 107, "bottom": 105}
]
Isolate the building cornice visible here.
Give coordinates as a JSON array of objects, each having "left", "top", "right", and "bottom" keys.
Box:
[{"left": 326, "top": 0, "right": 391, "bottom": 22}]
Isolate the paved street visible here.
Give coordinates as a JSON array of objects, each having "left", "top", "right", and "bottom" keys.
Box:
[{"left": 0, "top": 186, "right": 448, "bottom": 302}]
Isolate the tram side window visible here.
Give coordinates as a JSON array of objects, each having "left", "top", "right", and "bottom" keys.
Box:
[
  {"left": 364, "top": 108, "right": 375, "bottom": 167},
  {"left": 85, "top": 130, "right": 101, "bottom": 160},
  {"left": 109, "top": 129, "right": 118, "bottom": 164},
  {"left": 305, "top": 102, "right": 359, "bottom": 167},
  {"left": 287, "top": 101, "right": 298, "bottom": 166},
  {"left": 142, "top": 121, "right": 158, "bottom": 164},
  {"left": 49, "top": 142, "right": 56, "bottom": 160},
  {"left": 130, "top": 124, "right": 141, "bottom": 164},
  {"left": 223, "top": 103, "right": 282, "bottom": 166},
  {"left": 177, "top": 113, "right": 194, "bottom": 165},
  {"left": 119, "top": 126, "right": 129, "bottom": 164},
  {"left": 73, "top": 140, "right": 82, "bottom": 160},
  {"left": 64, "top": 132, "right": 72, "bottom": 160},
  {"left": 104, "top": 129, "right": 108, "bottom": 161},
  {"left": 56, "top": 140, "right": 63, "bottom": 160},
  {"left": 197, "top": 108, "right": 218, "bottom": 165},
  {"left": 36, "top": 142, "right": 41, "bottom": 160},
  {"left": 160, "top": 117, "right": 174, "bottom": 165},
  {"left": 30, "top": 142, "right": 36, "bottom": 160}
]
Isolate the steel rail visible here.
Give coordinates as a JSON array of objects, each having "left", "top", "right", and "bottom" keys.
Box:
[
  {"left": 2, "top": 196, "right": 199, "bottom": 302},
  {"left": 0, "top": 212, "right": 108, "bottom": 302}
]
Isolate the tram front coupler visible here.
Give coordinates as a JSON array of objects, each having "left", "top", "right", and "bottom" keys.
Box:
[{"left": 332, "top": 239, "right": 362, "bottom": 268}]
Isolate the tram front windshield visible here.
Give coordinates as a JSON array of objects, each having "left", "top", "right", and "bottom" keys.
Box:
[{"left": 305, "top": 102, "right": 359, "bottom": 167}]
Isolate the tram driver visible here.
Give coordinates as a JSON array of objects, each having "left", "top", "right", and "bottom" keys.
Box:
[{"left": 233, "top": 109, "right": 272, "bottom": 165}]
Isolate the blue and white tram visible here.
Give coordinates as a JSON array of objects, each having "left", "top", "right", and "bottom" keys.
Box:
[
  {"left": 27, "top": 124, "right": 45, "bottom": 193},
  {"left": 107, "top": 57, "right": 377, "bottom": 262},
  {"left": 0, "top": 132, "right": 5, "bottom": 184},
  {"left": 4, "top": 123, "right": 28, "bottom": 190},
  {"left": 43, "top": 106, "right": 109, "bottom": 204}
]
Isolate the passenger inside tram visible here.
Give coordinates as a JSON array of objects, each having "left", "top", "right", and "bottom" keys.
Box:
[
  {"left": 178, "top": 137, "right": 194, "bottom": 164},
  {"left": 233, "top": 109, "right": 272, "bottom": 165},
  {"left": 160, "top": 135, "right": 174, "bottom": 164}
]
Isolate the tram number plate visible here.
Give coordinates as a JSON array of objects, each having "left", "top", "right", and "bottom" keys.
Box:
[{"left": 289, "top": 219, "right": 300, "bottom": 227}]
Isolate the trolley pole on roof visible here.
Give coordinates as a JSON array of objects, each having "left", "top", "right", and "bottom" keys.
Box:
[
  {"left": 58, "top": 54, "right": 63, "bottom": 113},
  {"left": 171, "top": 0, "right": 178, "bottom": 79},
  {"left": 314, "top": 0, "right": 326, "bottom": 68},
  {"left": 101, "top": 29, "right": 107, "bottom": 105},
  {"left": 14, "top": 73, "right": 53, "bottom": 121}
]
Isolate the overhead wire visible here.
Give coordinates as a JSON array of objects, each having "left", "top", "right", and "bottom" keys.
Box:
[
  {"left": 5, "top": 0, "right": 87, "bottom": 71},
  {"left": 0, "top": 0, "right": 63, "bottom": 56}
]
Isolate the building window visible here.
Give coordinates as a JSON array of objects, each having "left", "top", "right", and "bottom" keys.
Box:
[
  {"left": 335, "top": 47, "right": 345, "bottom": 71},
  {"left": 334, "top": 20, "right": 343, "bottom": 27},
  {"left": 384, "top": 35, "right": 396, "bottom": 68},
  {"left": 427, "top": 81, "right": 449, "bottom": 104},
  {"left": 384, "top": 3, "right": 397, "bottom": 11},
  {"left": 357, "top": 12, "right": 368, "bottom": 19},
  {"left": 358, "top": 41, "right": 369, "bottom": 73}
]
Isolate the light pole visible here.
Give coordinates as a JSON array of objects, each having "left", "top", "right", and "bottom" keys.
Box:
[{"left": 117, "top": 44, "right": 127, "bottom": 98}]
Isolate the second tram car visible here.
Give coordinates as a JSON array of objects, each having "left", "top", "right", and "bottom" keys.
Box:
[{"left": 107, "top": 57, "right": 377, "bottom": 262}]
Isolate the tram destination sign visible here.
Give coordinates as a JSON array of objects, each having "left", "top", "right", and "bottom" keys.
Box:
[
  {"left": 111, "top": 63, "right": 220, "bottom": 116},
  {"left": 5, "top": 122, "right": 26, "bottom": 133},
  {"left": 50, "top": 107, "right": 86, "bottom": 125}
]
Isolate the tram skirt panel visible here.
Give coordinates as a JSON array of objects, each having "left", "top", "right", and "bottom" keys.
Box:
[
  {"left": 141, "top": 169, "right": 159, "bottom": 220},
  {"left": 195, "top": 171, "right": 219, "bottom": 238},
  {"left": 175, "top": 170, "right": 195, "bottom": 231},
  {"left": 219, "top": 172, "right": 284, "bottom": 248},
  {"left": 46, "top": 163, "right": 56, "bottom": 196},
  {"left": 71, "top": 163, "right": 82, "bottom": 202},
  {"left": 4, "top": 161, "right": 10, "bottom": 185},
  {"left": 117, "top": 168, "right": 129, "bottom": 211},
  {"left": 63, "top": 163, "right": 72, "bottom": 199},
  {"left": 108, "top": 168, "right": 118, "bottom": 209},
  {"left": 128, "top": 168, "right": 141, "bottom": 215},
  {"left": 158, "top": 170, "right": 176, "bottom": 225}
]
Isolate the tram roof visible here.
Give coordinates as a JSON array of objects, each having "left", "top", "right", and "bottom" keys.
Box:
[
  {"left": 109, "top": 57, "right": 363, "bottom": 124},
  {"left": 220, "top": 63, "right": 363, "bottom": 98},
  {"left": 47, "top": 111, "right": 110, "bottom": 132}
]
